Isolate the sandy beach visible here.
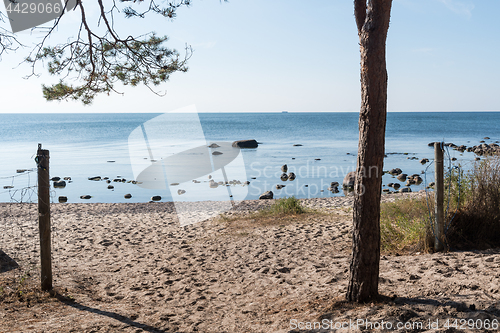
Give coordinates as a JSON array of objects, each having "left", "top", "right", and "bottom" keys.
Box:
[{"left": 1, "top": 194, "right": 500, "bottom": 332}]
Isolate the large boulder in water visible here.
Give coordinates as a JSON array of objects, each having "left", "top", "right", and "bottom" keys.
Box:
[
  {"left": 397, "top": 173, "right": 408, "bottom": 182},
  {"left": 343, "top": 171, "right": 356, "bottom": 190},
  {"left": 53, "top": 180, "right": 66, "bottom": 188},
  {"left": 389, "top": 168, "right": 403, "bottom": 176},
  {"left": 232, "top": 139, "right": 258, "bottom": 149}
]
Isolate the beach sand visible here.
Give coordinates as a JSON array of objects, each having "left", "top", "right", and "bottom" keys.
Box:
[{"left": 1, "top": 194, "right": 500, "bottom": 332}]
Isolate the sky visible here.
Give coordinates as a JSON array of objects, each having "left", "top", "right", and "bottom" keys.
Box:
[{"left": 0, "top": 0, "right": 498, "bottom": 113}]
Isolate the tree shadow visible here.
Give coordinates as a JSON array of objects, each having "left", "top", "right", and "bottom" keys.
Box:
[
  {"left": 0, "top": 249, "right": 19, "bottom": 273},
  {"left": 391, "top": 295, "right": 500, "bottom": 315},
  {"left": 289, "top": 294, "right": 500, "bottom": 333},
  {"left": 54, "top": 291, "right": 169, "bottom": 333}
]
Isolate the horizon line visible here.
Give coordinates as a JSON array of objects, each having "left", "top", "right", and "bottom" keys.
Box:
[{"left": 0, "top": 110, "right": 499, "bottom": 114}]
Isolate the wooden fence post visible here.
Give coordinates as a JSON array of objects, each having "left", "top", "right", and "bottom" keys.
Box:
[
  {"left": 37, "top": 144, "right": 52, "bottom": 291},
  {"left": 434, "top": 142, "right": 445, "bottom": 252}
]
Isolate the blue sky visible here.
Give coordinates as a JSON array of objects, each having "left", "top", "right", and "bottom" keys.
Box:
[{"left": 0, "top": 0, "right": 498, "bottom": 113}]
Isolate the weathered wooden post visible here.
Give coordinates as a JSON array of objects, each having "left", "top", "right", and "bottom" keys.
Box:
[
  {"left": 434, "top": 142, "right": 445, "bottom": 251},
  {"left": 37, "top": 144, "right": 52, "bottom": 291}
]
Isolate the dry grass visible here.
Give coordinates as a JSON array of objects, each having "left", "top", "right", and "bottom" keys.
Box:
[
  {"left": 216, "top": 197, "right": 337, "bottom": 237},
  {"left": 380, "top": 196, "right": 432, "bottom": 254},
  {"left": 446, "top": 156, "right": 500, "bottom": 249},
  {"left": 0, "top": 271, "right": 64, "bottom": 307},
  {"left": 380, "top": 156, "right": 500, "bottom": 252}
]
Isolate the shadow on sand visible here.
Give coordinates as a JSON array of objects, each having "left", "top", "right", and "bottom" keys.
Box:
[
  {"left": 54, "top": 292, "right": 170, "bottom": 333},
  {"left": 0, "top": 249, "right": 19, "bottom": 273}
]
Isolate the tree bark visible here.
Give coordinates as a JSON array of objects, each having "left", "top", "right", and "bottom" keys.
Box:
[{"left": 347, "top": 0, "right": 393, "bottom": 303}]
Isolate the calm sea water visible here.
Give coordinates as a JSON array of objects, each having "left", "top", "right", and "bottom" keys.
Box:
[{"left": 0, "top": 112, "right": 498, "bottom": 203}]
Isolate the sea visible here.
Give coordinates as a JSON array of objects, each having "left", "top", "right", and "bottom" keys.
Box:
[{"left": 1, "top": 112, "right": 498, "bottom": 204}]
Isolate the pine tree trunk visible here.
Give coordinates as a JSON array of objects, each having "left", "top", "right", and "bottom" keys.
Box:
[{"left": 346, "top": 0, "right": 393, "bottom": 303}]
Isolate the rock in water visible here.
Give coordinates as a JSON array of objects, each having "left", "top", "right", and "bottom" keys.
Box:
[
  {"left": 276, "top": 184, "right": 286, "bottom": 190},
  {"left": 389, "top": 168, "right": 403, "bottom": 176},
  {"left": 288, "top": 172, "right": 296, "bottom": 181},
  {"left": 281, "top": 164, "right": 288, "bottom": 173},
  {"left": 51, "top": 177, "right": 61, "bottom": 181},
  {"left": 58, "top": 196, "right": 68, "bottom": 203},
  {"left": 80, "top": 195, "right": 92, "bottom": 199},
  {"left": 232, "top": 139, "right": 258, "bottom": 149},
  {"left": 343, "top": 171, "right": 356, "bottom": 190},
  {"left": 107, "top": 185, "right": 114, "bottom": 189},
  {"left": 401, "top": 187, "right": 412, "bottom": 193},
  {"left": 280, "top": 173, "right": 289, "bottom": 181},
  {"left": 151, "top": 196, "right": 161, "bottom": 201},
  {"left": 88, "top": 176, "right": 101, "bottom": 181},
  {"left": 328, "top": 186, "right": 339, "bottom": 193},
  {"left": 212, "top": 151, "right": 223, "bottom": 155},
  {"left": 208, "top": 143, "right": 220, "bottom": 148},
  {"left": 177, "top": 189, "right": 186, "bottom": 195},
  {"left": 124, "top": 193, "right": 132, "bottom": 199},
  {"left": 259, "top": 191, "right": 274, "bottom": 199},
  {"left": 397, "top": 173, "right": 407, "bottom": 182},
  {"left": 53, "top": 180, "right": 66, "bottom": 188},
  {"left": 329, "top": 181, "right": 340, "bottom": 193}
]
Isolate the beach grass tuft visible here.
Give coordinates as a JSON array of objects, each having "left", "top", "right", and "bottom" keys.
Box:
[
  {"left": 380, "top": 196, "right": 432, "bottom": 253},
  {"left": 256, "top": 196, "right": 308, "bottom": 217},
  {"left": 380, "top": 155, "right": 500, "bottom": 252},
  {"left": 446, "top": 156, "right": 500, "bottom": 249}
]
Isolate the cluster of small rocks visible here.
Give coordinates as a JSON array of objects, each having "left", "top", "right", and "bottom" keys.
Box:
[
  {"left": 429, "top": 137, "right": 500, "bottom": 157},
  {"left": 382, "top": 168, "right": 421, "bottom": 194},
  {"left": 259, "top": 164, "right": 298, "bottom": 199}
]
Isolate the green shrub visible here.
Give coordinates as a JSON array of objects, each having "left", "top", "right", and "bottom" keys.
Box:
[{"left": 258, "top": 196, "right": 307, "bottom": 217}]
